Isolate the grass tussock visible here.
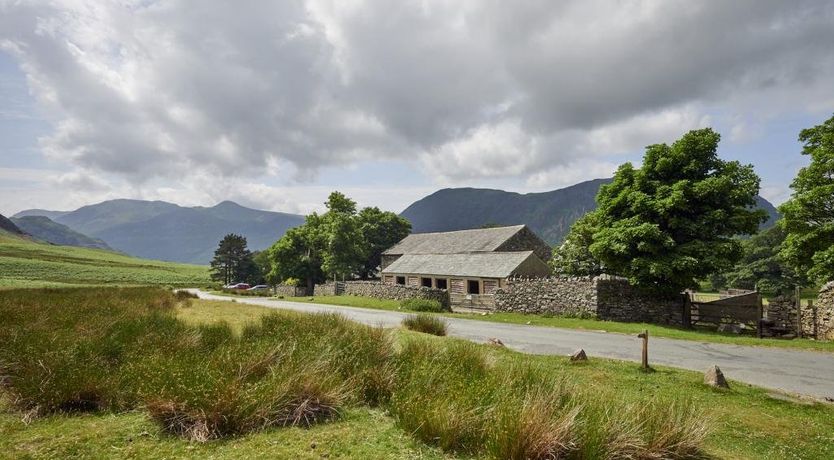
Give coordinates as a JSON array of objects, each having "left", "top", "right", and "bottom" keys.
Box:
[
  {"left": 0, "top": 287, "right": 709, "bottom": 457},
  {"left": 400, "top": 298, "right": 445, "bottom": 312},
  {"left": 402, "top": 314, "right": 448, "bottom": 336}
]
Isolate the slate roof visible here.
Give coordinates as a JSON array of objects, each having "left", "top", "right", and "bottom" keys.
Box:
[
  {"left": 382, "top": 225, "right": 526, "bottom": 255},
  {"left": 381, "top": 251, "right": 541, "bottom": 279}
]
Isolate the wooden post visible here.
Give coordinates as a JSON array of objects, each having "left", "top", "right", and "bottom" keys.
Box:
[
  {"left": 682, "top": 293, "right": 692, "bottom": 329},
  {"left": 637, "top": 329, "right": 649, "bottom": 371},
  {"left": 795, "top": 286, "right": 803, "bottom": 338}
]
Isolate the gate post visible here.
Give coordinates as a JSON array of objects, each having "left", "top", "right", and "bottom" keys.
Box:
[{"left": 682, "top": 292, "right": 692, "bottom": 329}]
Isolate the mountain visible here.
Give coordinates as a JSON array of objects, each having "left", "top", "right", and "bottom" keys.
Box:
[
  {"left": 11, "top": 215, "right": 113, "bottom": 250},
  {"left": 14, "top": 199, "right": 305, "bottom": 264},
  {"left": 401, "top": 178, "right": 780, "bottom": 245},
  {"left": 0, "top": 213, "right": 25, "bottom": 235}
]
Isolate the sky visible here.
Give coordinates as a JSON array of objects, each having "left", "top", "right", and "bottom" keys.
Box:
[{"left": 1, "top": 0, "right": 833, "bottom": 217}]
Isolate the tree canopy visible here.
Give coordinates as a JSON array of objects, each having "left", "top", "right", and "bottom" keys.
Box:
[
  {"left": 582, "top": 128, "right": 765, "bottom": 294},
  {"left": 267, "top": 192, "right": 411, "bottom": 290},
  {"left": 551, "top": 212, "right": 604, "bottom": 276},
  {"left": 210, "top": 233, "right": 260, "bottom": 285},
  {"left": 779, "top": 114, "right": 834, "bottom": 285},
  {"left": 716, "top": 225, "right": 802, "bottom": 294}
]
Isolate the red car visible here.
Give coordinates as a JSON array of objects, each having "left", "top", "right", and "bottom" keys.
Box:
[{"left": 226, "top": 283, "right": 250, "bottom": 290}]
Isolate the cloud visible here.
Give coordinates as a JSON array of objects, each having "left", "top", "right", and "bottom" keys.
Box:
[{"left": 1, "top": 0, "right": 833, "bottom": 192}]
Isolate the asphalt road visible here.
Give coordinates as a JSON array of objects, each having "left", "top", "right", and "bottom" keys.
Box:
[{"left": 193, "top": 290, "right": 834, "bottom": 401}]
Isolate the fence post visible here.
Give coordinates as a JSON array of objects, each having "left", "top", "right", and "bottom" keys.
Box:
[
  {"left": 757, "top": 292, "right": 763, "bottom": 339},
  {"left": 682, "top": 293, "right": 692, "bottom": 329},
  {"left": 638, "top": 329, "right": 649, "bottom": 371}
]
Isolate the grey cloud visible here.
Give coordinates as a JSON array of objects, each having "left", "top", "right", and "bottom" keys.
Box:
[{"left": 2, "top": 0, "right": 833, "bottom": 185}]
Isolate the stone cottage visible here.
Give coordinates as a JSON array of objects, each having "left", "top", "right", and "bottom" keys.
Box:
[{"left": 380, "top": 225, "right": 552, "bottom": 306}]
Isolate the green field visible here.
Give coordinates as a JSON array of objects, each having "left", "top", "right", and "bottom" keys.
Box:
[
  {"left": 3, "top": 292, "right": 833, "bottom": 459},
  {"left": 0, "top": 232, "right": 210, "bottom": 288}
]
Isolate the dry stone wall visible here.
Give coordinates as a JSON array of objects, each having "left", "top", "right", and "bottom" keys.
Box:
[
  {"left": 806, "top": 282, "right": 834, "bottom": 340},
  {"left": 313, "top": 281, "right": 450, "bottom": 309},
  {"left": 493, "top": 276, "right": 597, "bottom": 316},
  {"left": 493, "top": 275, "right": 683, "bottom": 325},
  {"left": 274, "top": 285, "right": 307, "bottom": 297}
]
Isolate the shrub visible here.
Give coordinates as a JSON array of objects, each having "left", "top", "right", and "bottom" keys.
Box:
[
  {"left": 400, "top": 298, "right": 445, "bottom": 312},
  {"left": 402, "top": 314, "right": 448, "bottom": 336}
]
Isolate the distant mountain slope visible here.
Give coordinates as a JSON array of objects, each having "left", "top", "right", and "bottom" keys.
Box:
[
  {"left": 14, "top": 200, "right": 305, "bottom": 264},
  {"left": 0, "top": 213, "right": 25, "bottom": 235},
  {"left": 11, "top": 215, "right": 112, "bottom": 250},
  {"left": 401, "top": 178, "right": 780, "bottom": 245}
]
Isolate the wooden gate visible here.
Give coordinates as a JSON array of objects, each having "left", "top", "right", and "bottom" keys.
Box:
[{"left": 686, "top": 291, "right": 763, "bottom": 337}]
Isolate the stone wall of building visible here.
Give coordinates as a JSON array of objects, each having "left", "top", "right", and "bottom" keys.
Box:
[
  {"left": 496, "top": 226, "right": 554, "bottom": 262},
  {"left": 493, "top": 275, "right": 683, "bottom": 325}
]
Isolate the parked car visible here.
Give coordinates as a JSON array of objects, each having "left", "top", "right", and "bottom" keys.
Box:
[
  {"left": 226, "top": 283, "right": 251, "bottom": 290},
  {"left": 247, "top": 285, "right": 270, "bottom": 292}
]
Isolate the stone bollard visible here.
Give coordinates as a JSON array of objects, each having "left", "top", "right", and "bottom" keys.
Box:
[{"left": 704, "top": 365, "right": 729, "bottom": 389}]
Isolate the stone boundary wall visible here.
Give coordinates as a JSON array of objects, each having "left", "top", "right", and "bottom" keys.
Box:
[
  {"left": 765, "top": 295, "right": 795, "bottom": 331},
  {"left": 493, "top": 275, "right": 683, "bottom": 325},
  {"left": 809, "top": 282, "right": 834, "bottom": 340},
  {"left": 274, "top": 285, "right": 307, "bottom": 297},
  {"left": 313, "top": 281, "right": 450, "bottom": 309},
  {"left": 493, "top": 276, "right": 597, "bottom": 315},
  {"left": 313, "top": 283, "right": 336, "bottom": 296}
]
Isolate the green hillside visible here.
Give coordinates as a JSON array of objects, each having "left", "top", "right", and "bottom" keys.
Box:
[
  {"left": 0, "top": 231, "right": 210, "bottom": 288},
  {"left": 11, "top": 215, "right": 113, "bottom": 250}
]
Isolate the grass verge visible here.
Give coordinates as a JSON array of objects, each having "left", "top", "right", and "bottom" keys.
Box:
[{"left": 402, "top": 314, "right": 448, "bottom": 336}]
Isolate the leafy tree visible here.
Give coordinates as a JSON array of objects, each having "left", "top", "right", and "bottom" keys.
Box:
[
  {"left": 267, "top": 214, "right": 327, "bottom": 293},
  {"left": 267, "top": 191, "right": 413, "bottom": 285},
  {"left": 356, "top": 207, "right": 412, "bottom": 279},
  {"left": 551, "top": 212, "right": 604, "bottom": 276},
  {"left": 210, "top": 233, "right": 258, "bottom": 285},
  {"left": 589, "top": 128, "right": 766, "bottom": 294},
  {"left": 779, "top": 114, "right": 834, "bottom": 284},
  {"left": 722, "top": 225, "right": 803, "bottom": 294},
  {"left": 321, "top": 192, "right": 365, "bottom": 280}
]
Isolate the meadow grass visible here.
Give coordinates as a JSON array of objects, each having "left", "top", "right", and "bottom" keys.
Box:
[
  {"left": 285, "top": 294, "right": 834, "bottom": 352},
  {"left": 4, "top": 290, "right": 834, "bottom": 459},
  {"left": 0, "top": 232, "right": 210, "bottom": 288},
  {"left": 402, "top": 314, "right": 448, "bottom": 336}
]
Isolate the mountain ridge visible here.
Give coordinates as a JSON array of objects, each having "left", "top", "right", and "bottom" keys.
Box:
[
  {"left": 401, "top": 178, "right": 780, "bottom": 244},
  {"left": 15, "top": 199, "right": 305, "bottom": 264}
]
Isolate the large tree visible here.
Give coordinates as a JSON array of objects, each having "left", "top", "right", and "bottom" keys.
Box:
[
  {"left": 720, "top": 225, "right": 803, "bottom": 294},
  {"left": 356, "top": 206, "right": 411, "bottom": 279},
  {"left": 779, "top": 114, "right": 834, "bottom": 284},
  {"left": 588, "top": 128, "right": 766, "bottom": 294},
  {"left": 210, "top": 233, "right": 258, "bottom": 285},
  {"left": 267, "top": 213, "right": 327, "bottom": 293},
  {"left": 320, "top": 192, "right": 366, "bottom": 280},
  {"left": 551, "top": 212, "right": 604, "bottom": 276}
]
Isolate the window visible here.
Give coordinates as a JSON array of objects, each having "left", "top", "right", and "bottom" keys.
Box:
[
  {"left": 421, "top": 277, "right": 432, "bottom": 288},
  {"left": 396, "top": 276, "right": 406, "bottom": 285},
  {"left": 435, "top": 278, "right": 448, "bottom": 290},
  {"left": 467, "top": 280, "right": 480, "bottom": 295}
]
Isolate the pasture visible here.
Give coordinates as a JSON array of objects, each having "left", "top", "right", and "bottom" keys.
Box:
[
  {"left": 0, "top": 232, "right": 210, "bottom": 288},
  {"left": 1, "top": 288, "right": 833, "bottom": 459}
]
